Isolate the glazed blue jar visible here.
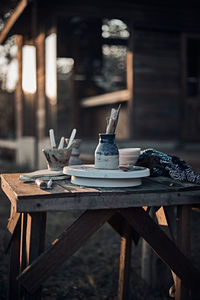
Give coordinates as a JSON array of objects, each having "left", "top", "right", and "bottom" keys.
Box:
[{"left": 94, "top": 133, "right": 119, "bottom": 169}]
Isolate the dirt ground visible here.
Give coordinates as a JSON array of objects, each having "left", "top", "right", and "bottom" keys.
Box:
[{"left": 0, "top": 159, "right": 200, "bottom": 300}]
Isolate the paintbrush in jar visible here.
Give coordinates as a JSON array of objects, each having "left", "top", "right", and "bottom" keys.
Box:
[{"left": 106, "top": 104, "right": 121, "bottom": 134}]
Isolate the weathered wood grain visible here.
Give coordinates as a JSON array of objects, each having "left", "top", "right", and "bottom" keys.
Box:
[
  {"left": 2, "top": 174, "right": 200, "bottom": 213},
  {"left": 175, "top": 206, "right": 191, "bottom": 300},
  {"left": 23, "top": 212, "right": 46, "bottom": 300},
  {"left": 148, "top": 176, "right": 200, "bottom": 191},
  {"left": 163, "top": 206, "right": 177, "bottom": 241},
  {"left": 25, "top": 212, "right": 47, "bottom": 265},
  {"left": 18, "top": 209, "right": 115, "bottom": 294},
  {"left": 81, "top": 89, "right": 130, "bottom": 107},
  {"left": 35, "top": 30, "right": 46, "bottom": 140},
  {"left": 132, "top": 28, "right": 180, "bottom": 140},
  {"left": 4, "top": 209, "right": 21, "bottom": 253},
  {"left": 108, "top": 213, "right": 140, "bottom": 245},
  {"left": 118, "top": 221, "right": 132, "bottom": 300},
  {"left": 8, "top": 215, "right": 21, "bottom": 300},
  {"left": 15, "top": 192, "right": 200, "bottom": 212},
  {"left": 15, "top": 35, "right": 23, "bottom": 138},
  {"left": 1, "top": 174, "right": 100, "bottom": 199},
  {"left": 2, "top": 173, "right": 200, "bottom": 300},
  {"left": 20, "top": 213, "right": 28, "bottom": 272},
  {"left": 155, "top": 206, "right": 167, "bottom": 226},
  {"left": 120, "top": 207, "right": 200, "bottom": 292}
]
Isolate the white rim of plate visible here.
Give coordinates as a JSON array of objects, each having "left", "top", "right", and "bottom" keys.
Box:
[{"left": 63, "top": 164, "right": 150, "bottom": 179}]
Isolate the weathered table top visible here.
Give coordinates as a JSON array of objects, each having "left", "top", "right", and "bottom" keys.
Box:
[
  {"left": 2, "top": 173, "right": 200, "bottom": 300},
  {"left": 1, "top": 173, "right": 200, "bottom": 212}
]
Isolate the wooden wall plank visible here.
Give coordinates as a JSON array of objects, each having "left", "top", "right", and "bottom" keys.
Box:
[
  {"left": 81, "top": 89, "right": 130, "bottom": 107},
  {"left": 132, "top": 29, "right": 180, "bottom": 139},
  {"left": 35, "top": 31, "right": 46, "bottom": 140},
  {"left": 50, "top": 2, "right": 200, "bottom": 33},
  {"left": 0, "top": 0, "right": 28, "bottom": 44},
  {"left": 15, "top": 35, "right": 23, "bottom": 138},
  {"left": 127, "top": 24, "right": 134, "bottom": 139}
]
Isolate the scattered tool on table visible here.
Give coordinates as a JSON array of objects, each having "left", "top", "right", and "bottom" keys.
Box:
[
  {"left": 19, "top": 128, "right": 78, "bottom": 189},
  {"left": 47, "top": 178, "right": 53, "bottom": 189},
  {"left": 35, "top": 179, "right": 48, "bottom": 190},
  {"left": 19, "top": 169, "right": 69, "bottom": 190}
]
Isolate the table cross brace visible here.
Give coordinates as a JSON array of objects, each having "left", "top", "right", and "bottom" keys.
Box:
[{"left": 18, "top": 209, "right": 115, "bottom": 294}]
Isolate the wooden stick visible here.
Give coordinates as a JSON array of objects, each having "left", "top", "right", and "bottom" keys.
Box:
[
  {"left": 49, "top": 129, "right": 56, "bottom": 148},
  {"left": 66, "top": 128, "right": 76, "bottom": 149},
  {"left": 58, "top": 137, "right": 65, "bottom": 149},
  {"left": 106, "top": 104, "right": 121, "bottom": 134}
]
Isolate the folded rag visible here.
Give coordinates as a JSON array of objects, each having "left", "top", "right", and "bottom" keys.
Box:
[{"left": 136, "top": 148, "right": 200, "bottom": 184}]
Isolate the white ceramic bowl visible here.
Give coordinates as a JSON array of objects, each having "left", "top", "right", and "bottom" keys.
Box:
[{"left": 119, "top": 148, "right": 141, "bottom": 166}]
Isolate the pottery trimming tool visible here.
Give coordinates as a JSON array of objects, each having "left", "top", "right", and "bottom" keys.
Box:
[
  {"left": 66, "top": 128, "right": 76, "bottom": 149},
  {"left": 49, "top": 129, "right": 56, "bottom": 148},
  {"left": 58, "top": 137, "right": 65, "bottom": 149}
]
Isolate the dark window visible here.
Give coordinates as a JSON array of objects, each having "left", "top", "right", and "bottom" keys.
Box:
[{"left": 187, "top": 38, "right": 200, "bottom": 96}]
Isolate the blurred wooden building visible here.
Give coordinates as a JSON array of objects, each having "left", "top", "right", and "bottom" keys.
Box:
[{"left": 1, "top": 0, "right": 200, "bottom": 166}]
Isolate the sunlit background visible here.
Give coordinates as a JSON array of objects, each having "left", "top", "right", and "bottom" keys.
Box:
[
  {"left": 45, "top": 33, "right": 57, "bottom": 102},
  {"left": 0, "top": 19, "right": 128, "bottom": 94},
  {"left": 22, "top": 45, "right": 36, "bottom": 94}
]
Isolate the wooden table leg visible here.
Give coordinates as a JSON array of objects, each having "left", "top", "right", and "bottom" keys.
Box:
[
  {"left": 18, "top": 209, "right": 115, "bottom": 295},
  {"left": 108, "top": 212, "right": 140, "bottom": 245},
  {"left": 119, "top": 207, "right": 200, "bottom": 294},
  {"left": 8, "top": 212, "right": 21, "bottom": 300},
  {"left": 22, "top": 212, "right": 47, "bottom": 300},
  {"left": 118, "top": 221, "right": 132, "bottom": 300},
  {"left": 175, "top": 205, "right": 191, "bottom": 300},
  {"left": 20, "top": 213, "right": 28, "bottom": 273},
  {"left": 4, "top": 206, "right": 20, "bottom": 253}
]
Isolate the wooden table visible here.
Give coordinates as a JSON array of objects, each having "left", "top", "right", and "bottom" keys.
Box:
[{"left": 1, "top": 173, "right": 200, "bottom": 300}]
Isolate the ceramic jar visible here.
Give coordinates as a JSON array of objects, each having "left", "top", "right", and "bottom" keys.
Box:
[{"left": 94, "top": 133, "right": 119, "bottom": 169}]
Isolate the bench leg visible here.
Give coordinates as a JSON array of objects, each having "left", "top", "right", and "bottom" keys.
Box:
[
  {"left": 119, "top": 207, "right": 199, "bottom": 294},
  {"left": 21, "top": 212, "right": 46, "bottom": 300},
  {"left": 118, "top": 221, "right": 132, "bottom": 300},
  {"left": 175, "top": 205, "right": 191, "bottom": 300},
  {"left": 8, "top": 213, "right": 21, "bottom": 300}
]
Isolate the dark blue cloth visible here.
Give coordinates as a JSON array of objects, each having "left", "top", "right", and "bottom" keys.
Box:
[{"left": 136, "top": 149, "right": 200, "bottom": 184}]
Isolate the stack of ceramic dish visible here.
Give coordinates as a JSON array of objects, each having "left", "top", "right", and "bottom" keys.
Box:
[
  {"left": 63, "top": 164, "right": 149, "bottom": 187},
  {"left": 119, "top": 148, "right": 141, "bottom": 166}
]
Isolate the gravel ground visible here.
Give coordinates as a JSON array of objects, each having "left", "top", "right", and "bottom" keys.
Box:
[{"left": 0, "top": 161, "right": 200, "bottom": 300}]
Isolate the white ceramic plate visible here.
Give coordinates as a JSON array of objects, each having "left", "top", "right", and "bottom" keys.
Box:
[{"left": 63, "top": 164, "right": 150, "bottom": 187}]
